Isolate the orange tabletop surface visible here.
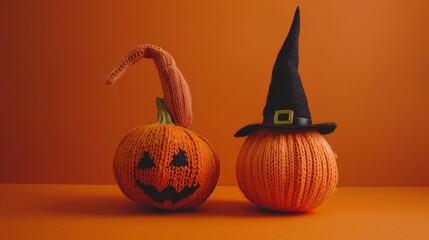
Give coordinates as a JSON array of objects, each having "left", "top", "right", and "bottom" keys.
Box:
[{"left": 1, "top": 184, "right": 428, "bottom": 240}]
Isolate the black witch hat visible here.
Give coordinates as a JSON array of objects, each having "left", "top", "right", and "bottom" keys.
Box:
[{"left": 235, "top": 7, "right": 336, "bottom": 137}]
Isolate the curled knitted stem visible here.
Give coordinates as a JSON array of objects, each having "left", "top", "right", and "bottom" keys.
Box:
[
  {"left": 106, "top": 44, "right": 192, "bottom": 128},
  {"left": 156, "top": 97, "right": 173, "bottom": 125}
]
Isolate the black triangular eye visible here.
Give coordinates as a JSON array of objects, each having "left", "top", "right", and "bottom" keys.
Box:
[
  {"left": 170, "top": 148, "right": 188, "bottom": 167},
  {"left": 138, "top": 151, "right": 155, "bottom": 169}
]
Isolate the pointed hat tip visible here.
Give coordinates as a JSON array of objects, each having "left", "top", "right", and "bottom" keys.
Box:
[
  {"left": 295, "top": 6, "right": 300, "bottom": 18},
  {"left": 289, "top": 6, "right": 300, "bottom": 36}
]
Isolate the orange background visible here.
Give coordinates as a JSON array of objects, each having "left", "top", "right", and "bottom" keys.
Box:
[{"left": 0, "top": 0, "right": 428, "bottom": 186}]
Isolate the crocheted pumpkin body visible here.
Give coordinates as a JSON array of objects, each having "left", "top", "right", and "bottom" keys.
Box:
[
  {"left": 236, "top": 128, "right": 338, "bottom": 212},
  {"left": 114, "top": 123, "right": 220, "bottom": 210}
]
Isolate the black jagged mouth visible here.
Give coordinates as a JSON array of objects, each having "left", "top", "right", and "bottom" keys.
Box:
[{"left": 136, "top": 180, "right": 200, "bottom": 204}]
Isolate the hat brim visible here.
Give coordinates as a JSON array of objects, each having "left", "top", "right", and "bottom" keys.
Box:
[{"left": 234, "top": 122, "right": 337, "bottom": 137}]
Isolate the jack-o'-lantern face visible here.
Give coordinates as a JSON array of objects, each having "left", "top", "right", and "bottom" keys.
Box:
[{"left": 135, "top": 148, "right": 199, "bottom": 203}]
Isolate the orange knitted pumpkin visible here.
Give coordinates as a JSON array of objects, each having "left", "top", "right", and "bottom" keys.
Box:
[
  {"left": 107, "top": 44, "right": 219, "bottom": 210},
  {"left": 114, "top": 98, "right": 219, "bottom": 210},
  {"left": 236, "top": 129, "right": 337, "bottom": 212}
]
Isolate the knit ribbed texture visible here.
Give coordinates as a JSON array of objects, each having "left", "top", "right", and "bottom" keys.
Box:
[
  {"left": 236, "top": 128, "right": 338, "bottom": 212},
  {"left": 112, "top": 98, "right": 219, "bottom": 210},
  {"left": 106, "top": 44, "right": 192, "bottom": 128},
  {"left": 114, "top": 123, "right": 220, "bottom": 210}
]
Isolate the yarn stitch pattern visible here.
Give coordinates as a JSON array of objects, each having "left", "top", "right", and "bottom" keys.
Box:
[
  {"left": 236, "top": 128, "right": 338, "bottom": 212},
  {"left": 113, "top": 98, "right": 219, "bottom": 210},
  {"left": 107, "top": 44, "right": 192, "bottom": 128},
  {"left": 107, "top": 44, "right": 219, "bottom": 210}
]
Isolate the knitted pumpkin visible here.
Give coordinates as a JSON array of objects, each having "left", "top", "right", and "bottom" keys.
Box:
[
  {"left": 236, "top": 129, "right": 337, "bottom": 212},
  {"left": 107, "top": 45, "right": 219, "bottom": 210},
  {"left": 113, "top": 98, "right": 219, "bottom": 210},
  {"left": 234, "top": 7, "right": 338, "bottom": 212}
]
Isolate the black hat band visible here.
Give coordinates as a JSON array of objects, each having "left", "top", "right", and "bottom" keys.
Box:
[{"left": 263, "top": 110, "right": 312, "bottom": 126}]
